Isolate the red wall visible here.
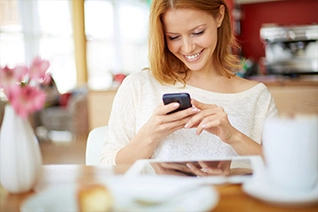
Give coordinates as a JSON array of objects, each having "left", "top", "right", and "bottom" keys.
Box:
[
  {"left": 225, "top": 0, "right": 234, "bottom": 12},
  {"left": 237, "top": 0, "right": 318, "bottom": 62},
  {"left": 225, "top": 0, "right": 235, "bottom": 26}
]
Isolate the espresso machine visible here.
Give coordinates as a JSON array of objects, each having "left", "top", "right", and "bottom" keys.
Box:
[{"left": 260, "top": 24, "right": 318, "bottom": 75}]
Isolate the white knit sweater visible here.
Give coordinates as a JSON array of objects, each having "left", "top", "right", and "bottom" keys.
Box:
[{"left": 100, "top": 70, "right": 278, "bottom": 165}]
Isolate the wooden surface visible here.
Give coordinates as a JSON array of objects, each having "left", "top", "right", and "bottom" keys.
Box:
[
  {"left": 260, "top": 75, "right": 318, "bottom": 114},
  {"left": 1, "top": 165, "right": 317, "bottom": 212},
  {"left": 214, "top": 184, "right": 318, "bottom": 212},
  {"left": 88, "top": 90, "right": 117, "bottom": 130},
  {"left": 268, "top": 85, "right": 318, "bottom": 114},
  {"left": 253, "top": 75, "right": 318, "bottom": 87}
]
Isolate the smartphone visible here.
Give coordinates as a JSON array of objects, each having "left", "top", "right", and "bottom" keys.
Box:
[{"left": 162, "top": 93, "right": 192, "bottom": 114}]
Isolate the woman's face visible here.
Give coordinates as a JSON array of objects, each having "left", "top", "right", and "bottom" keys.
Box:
[{"left": 162, "top": 8, "right": 223, "bottom": 73}]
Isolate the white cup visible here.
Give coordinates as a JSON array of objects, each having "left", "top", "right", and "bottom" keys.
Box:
[{"left": 262, "top": 114, "right": 318, "bottom": 193}]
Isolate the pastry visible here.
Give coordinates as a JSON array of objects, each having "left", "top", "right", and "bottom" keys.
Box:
[{"left": 77, "top": 184, "right": 113, "bottom": 212}]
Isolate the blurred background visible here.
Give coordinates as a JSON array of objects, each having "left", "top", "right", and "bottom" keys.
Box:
[
  {"left": 0, "top": 0, "right": 151, "bottom": 93},
  {"left": 0, "top": 0, "right": 317, "bottom": 145}
]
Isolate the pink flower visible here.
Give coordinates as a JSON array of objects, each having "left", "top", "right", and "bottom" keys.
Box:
[
  {"left": 0, "top": 65, "right": 28, "bottom": 91},
  {"left": 0, "top": 57, "right": 50, "bottom": 119},
  {"left": 10, "top": 86, "right": 46, "bottom": 119},
  {"left": 29, "top": 57, "right": 50, "bottom": 82}
]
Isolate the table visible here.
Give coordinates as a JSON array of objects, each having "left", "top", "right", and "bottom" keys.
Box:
[{"left": 1, "top": 165, "right": 317, "bottom": 212}]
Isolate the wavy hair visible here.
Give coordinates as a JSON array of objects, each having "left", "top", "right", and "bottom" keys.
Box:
[{"left": 147, "top": 0, "right": 241, "bottom": 85}]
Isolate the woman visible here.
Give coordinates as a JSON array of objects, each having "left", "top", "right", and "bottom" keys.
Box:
[{"left": 100, "top": 0, "right": 277, "bottom": 175}]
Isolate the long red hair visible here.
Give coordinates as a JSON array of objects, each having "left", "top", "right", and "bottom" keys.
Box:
[{"left": 147, "top": 0, "right": 241, "bottom": 85}]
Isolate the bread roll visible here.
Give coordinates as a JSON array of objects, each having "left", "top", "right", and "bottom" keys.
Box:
[{"left": 77, "top": 184, "right": 113, "bottom": 212}]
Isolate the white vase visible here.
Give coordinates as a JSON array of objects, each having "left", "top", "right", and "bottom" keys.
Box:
[{"left": 0, "top": 104, "right": 42, "bottom": 194}]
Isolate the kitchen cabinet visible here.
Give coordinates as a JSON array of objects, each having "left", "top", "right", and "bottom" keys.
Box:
[
  {"left": 88, "top": 90, "right": 117, "bottom": 131},
  {"left": 268, "top": 85, "right": 318, "bottom": 114},
  {"left": 263, "top": 77, "right": 318, "bottom": 114}
]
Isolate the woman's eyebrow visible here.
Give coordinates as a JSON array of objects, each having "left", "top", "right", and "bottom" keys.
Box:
[{"left": 165, "top": 24, "right": 207, "bottom": 34}]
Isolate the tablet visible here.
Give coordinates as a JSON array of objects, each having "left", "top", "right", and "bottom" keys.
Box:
[{"left": 125, "top": 156, "right": 264, "bottom": 184}]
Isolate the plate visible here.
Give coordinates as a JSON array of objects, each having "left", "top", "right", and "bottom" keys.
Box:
[
  {"left": 243, "top": 176, "right": 318, "bottom": 207},
  {"left": 21, "top": 176, "right": 219, "bottom": 212}
]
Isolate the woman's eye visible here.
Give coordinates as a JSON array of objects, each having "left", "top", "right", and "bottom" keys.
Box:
[
  {"left": 168, "top": 36, "right": 180, "bottom": 41},
  {"left": 193, "top": 30, "right": 205, "bottom": 36}
]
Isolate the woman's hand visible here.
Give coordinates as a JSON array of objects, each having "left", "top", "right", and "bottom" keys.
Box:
[
  {"left": 116, "top": 102, "right": 200, "bottom": 164},
  {"left": 138, "top": 102, "right": 200, "bottom": 145},
  {"left": 184, "top": 99, "right": 262, "bottom": 156},
  {"left": 185, "top": 99, "right": 239, "bottom": 144},
  {"left": 151, "top": 162, "right": 196, "bottom": 176},
  {"left": 151, "top": 160, "right": 231, "bottom": 177},
  {"left": 186, "top": 160, "right": 231, "bottom": 176}
]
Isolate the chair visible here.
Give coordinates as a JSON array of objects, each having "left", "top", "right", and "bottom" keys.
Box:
[
  {"left": 37, "top": 87, "right": 89, "bottom": 139},
  {"left": 85, "top": 125, "right": 108, "bottom": 165}
]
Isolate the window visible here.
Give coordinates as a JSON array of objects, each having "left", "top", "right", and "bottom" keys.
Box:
[
  {"left": 0, "top": 0, "right": 76, "bottom": 94},
  {"left": 1, "top": 0, "right": 150, "bottom": 92},
  {"left": 85, "top": 0, "right": 150, "bottom": 90},
  {"left": 37, "top": 0, "right": 76, "bottom": 93},
  {"left": 0, "top": 0, "right": 24, "bottom": 66}
]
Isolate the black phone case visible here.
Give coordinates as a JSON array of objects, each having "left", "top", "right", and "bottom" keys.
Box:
[{"left": 162, "top": 93, "right": 192, "bottom": 114}]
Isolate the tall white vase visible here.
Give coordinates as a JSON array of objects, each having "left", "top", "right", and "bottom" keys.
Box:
[{"left": 0, "top": 104, "right": 42, "bottom": 193}]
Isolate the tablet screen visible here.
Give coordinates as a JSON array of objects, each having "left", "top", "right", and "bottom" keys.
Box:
[{"left": 127, "top": 157, "right": 254, "bottom": 180}]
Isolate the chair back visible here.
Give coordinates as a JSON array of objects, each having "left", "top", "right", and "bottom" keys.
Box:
[{"left": 85, "top": 126, "right": 108, "bottom": 165}]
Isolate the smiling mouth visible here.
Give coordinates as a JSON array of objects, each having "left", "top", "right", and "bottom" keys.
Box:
[{"left": 184, "top": 50, "right": 203, "bottom": 61}]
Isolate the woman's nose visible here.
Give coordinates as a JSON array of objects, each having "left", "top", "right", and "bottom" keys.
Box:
[{"left": 181, "top": 38, "right": 195, "bottom": 53}]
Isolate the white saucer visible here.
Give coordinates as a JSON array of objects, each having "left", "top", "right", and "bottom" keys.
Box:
[
  {"left": 21, "top": 176, "right": 219, "bottom": 212},
  {"left": 243, "top": 176, "right": 318, "bottom": 207}
]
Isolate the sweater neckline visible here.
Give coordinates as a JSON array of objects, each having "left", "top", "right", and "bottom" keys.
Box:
[{"left": 175, "top": 82, "right": 265, "bottom": 97}]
